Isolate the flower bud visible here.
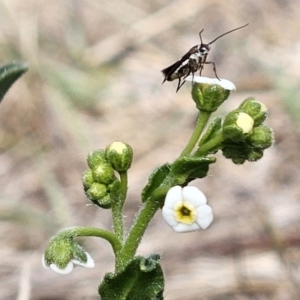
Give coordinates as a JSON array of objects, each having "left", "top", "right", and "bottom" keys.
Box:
[
  {"left": 105, "top": 142, "right": 133, "bottom": 172},
  {"left": 82, "top": 169, "right": 94, "bottom": 190},
  {"left": 191, "top": 81, "right": 230, "bottom": 112},
  {"left": 247, "top": 125, "right": 274, "bottom": 149},
  {"left": 239, "top": 98, "right": 268, "bottom": 126},
  {"left": 87, "top": 150, "right": 107, "bottom": 169},
  {"left": 86, "top": 182, "right": 111, "bottom": 208},
  {"left": 92, "top": 162, "right": 115, "bottom": 184},
  {"left": 247, "top": 148, "right": 264, "bottom": 162},
  {"left": 221, "top": 141, "right": 248, "bottom": 164},
  {"left": 223, "top": 110, "right": 254, "bottom": 141},
  {"left": 43, "top": 236, "right": 94, "bottom": 275}
]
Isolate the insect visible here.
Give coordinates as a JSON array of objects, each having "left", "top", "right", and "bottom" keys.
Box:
[{"left": 161, "top": 24, "right": 248, "bottom": 92}]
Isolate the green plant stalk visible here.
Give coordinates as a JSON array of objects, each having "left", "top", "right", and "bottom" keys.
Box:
[
  {"left": 180, "top": 111, "right": 211, "bottom": 157},
  {"left": 111, "top": 171, "right": 128, "bottom": 242},
  {"left": 116, "top": 191, "right": 165, "bottom": 273},
  {"left": 56, "top": 226, "right": 122, "bottom": 254},
  {"left": 119, "top": 171, "right": 128, "bottom": 203},
  {"left": 194, "top": 129, "right": 224, "bottom": 156}
]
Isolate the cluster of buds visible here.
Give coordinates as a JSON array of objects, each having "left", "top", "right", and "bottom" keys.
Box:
[
  {"left": 82, "top": 142, "right": 133, "bottom": 208},
  {"left": 190, "top": 80, "right": 273, "bottom": 164},
  {"left": 222, "top": 98, "right": 273, "bottom": 164}
]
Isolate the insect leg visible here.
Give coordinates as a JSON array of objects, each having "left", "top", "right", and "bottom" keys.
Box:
[
  {"left": 199, "top": 63, "right": 204, "bottom": 76},
  {"left": 204, "top": 61, "right": 220, "bottom": 80},
  {"left": 176, "top": 77, "right": 188, "bottom": 92},
  {"left": 176, "top": 77, "right": 182, "bottom": 92}
]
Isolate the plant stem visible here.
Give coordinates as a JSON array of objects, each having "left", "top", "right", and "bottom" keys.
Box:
[
  {"left": 194, "top": 130, "right": 224, "bottom": 156},
  {"left": 57, "top": 226, "right": 122, "bottom": 254},
  {"left": 111, "top": 171, "right": 128, "bottom": 242},
  {"left": 180, "top": 111, "right": 211, "bottom": 157},
  {"left": 116, "top": 193, "right": 164, "bottom": 272}
]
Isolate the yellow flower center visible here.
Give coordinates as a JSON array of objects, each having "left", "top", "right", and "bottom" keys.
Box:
[{"left": 174, "top": 201, "right": 196, "bottom": 224}]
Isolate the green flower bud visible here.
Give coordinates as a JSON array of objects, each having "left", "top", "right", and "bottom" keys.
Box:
[
  {"left": 92, "top": 162, "right": 115, "bottom": 184},
  {"left": 87, "top": 150, "right": 107, "bottom": 169},
  {"left": 247, "top": 148, "right": 264, "bottom": 162},
  {"left": 239, "top": 98, "right": 268, "bottom": 126},
  {"left": 86, "top": 182, "right": 107, "bottom": 202},
  {"left": 82, "top": 169, "right": 94, "bottom": 190},
  {"left": 105, "top": 142, "right": 133, "bottom": 172},
  {"left": 247, "top": 125, "right": 274, "bottom": 149},
  {"left": 86, "top": 183, "right": 112, "bottom": 208},
  {"left": 95, "top": 194, "right": 112, "bottom": 209},
  {"left": 191, "top": 82, "right": 230, "bottom": 112},
  {"left": 222, "top": 139, "right": 266, "bottom": 164},
  {"left": 44, "top": 236, "right": 74, "bottom": 269},
  {"left": 43, "top": 235, "right": 95, "bottom": 274},
  {"left": 221, "top": 141, "right": 249, "bottom": 164},
  {"left": 223, "top": 110, "right": 254, "bottom": 141}
]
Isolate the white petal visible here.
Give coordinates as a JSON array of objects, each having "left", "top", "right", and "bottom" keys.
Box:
[
  {"left": 185, "top": 75, "right": 236, "bottom": 91},
  {"left": 164, "top": 186, "right": 183, "bottom": 209},
  {"left": 173, "top": 222, "right": 200, "bottom": 233},
  {"left": 73, "top": 252, "right": 95, "bottom": 269},
  {"left": 49, "top": 261, "right": 73, "bottom": 275},
  {"left": 182, "top": 186, "right": 207, "bottom": 207},
  {"left": 196, "top": 204, "right": 213, "bottom": 217},
  {"left": 196, "top": 205, "right": 214, "bottom": 229},
  {"left": 41, "top": 255, "right": 50, "bottom": 270},
  {"left": 162, "top": 207, "right": 178, "bottom": 227}
]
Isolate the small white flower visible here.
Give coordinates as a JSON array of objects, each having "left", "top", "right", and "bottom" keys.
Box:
[
  {"left": 162, "top": 186, "right": 213, "bottom": 233},
  {"left": 185, "top": 75, "right": 236, "bottom": 91},
  {"left": 42, "top": 252, "right": 95, "bottom": 275}
]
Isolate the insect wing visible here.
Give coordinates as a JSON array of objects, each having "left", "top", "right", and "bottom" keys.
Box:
[
  {"left": 162, "top": 45, "right": 199, "bottom": 82},
  {"left": 161, "top": 61, "right": 182, "bottom": 82}
]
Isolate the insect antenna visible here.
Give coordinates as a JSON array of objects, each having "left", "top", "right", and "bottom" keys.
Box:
[
  {"left": 198, "top": 29, "right": 204, "bottom": 44},
  {"left": 208, "top": 23, "right": 249, "bottom": 45}
]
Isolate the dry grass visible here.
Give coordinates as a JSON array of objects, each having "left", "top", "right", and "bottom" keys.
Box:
[{"left": 0, "top": 0, "right": 300, "bottom": 299}]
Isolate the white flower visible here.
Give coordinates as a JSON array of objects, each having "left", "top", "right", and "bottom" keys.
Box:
[
  {"left": 185, "top": 75, "right": 236, "bottom": 91},
  {"left": 162, "top": 186, "right": 213, "bottom": 233},
  {"left": 42, "top": 252, "right": 95, "bottom": 275}
]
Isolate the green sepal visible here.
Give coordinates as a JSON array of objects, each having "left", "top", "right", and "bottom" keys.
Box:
[
  {"left": 0, "top": 62, "right": 28, "bottom": 104},
  {"left": 246, "top": 125, "right": 274, "bottom": 149},
  {"left": 99, "top": 254, "right": 164, "bottom": 300},
  {"left": 171, "top": 156, "right": 216, "bottom": 183},
  {"left": 198, "top": 117, "right": 222, "bottom": 152},
  {"left": 141, "top": 164, "right": 171, "bottom": 203},
  {"left": 221, "top": 140, "right": 264, "bottom": 164},
  {"left": 239, "top": 98, "right": 268, "bottom": 126},
  {"left": 192, "top": 83, "right": 230, "bottom": 112},
  {"left": 44, "top": 236, "right": 74, "bottom": 269}
]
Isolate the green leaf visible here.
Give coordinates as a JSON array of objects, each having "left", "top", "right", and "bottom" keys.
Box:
[
  {"left": 141, "top": 164, "right": 171, "bottom": 203},
  {"left": 0, "top": 62, "right": 28, "bottom": 104},
  {"left": 172, "top": 156, "right": 216, "bottom": 182},
  {"left": 99, "top": 254, "right": 164, "bottom": 300}
]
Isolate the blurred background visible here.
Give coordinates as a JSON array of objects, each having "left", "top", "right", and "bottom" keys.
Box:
[{"left": 0, "top": 0, "right": 300, "bottom": 299}]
